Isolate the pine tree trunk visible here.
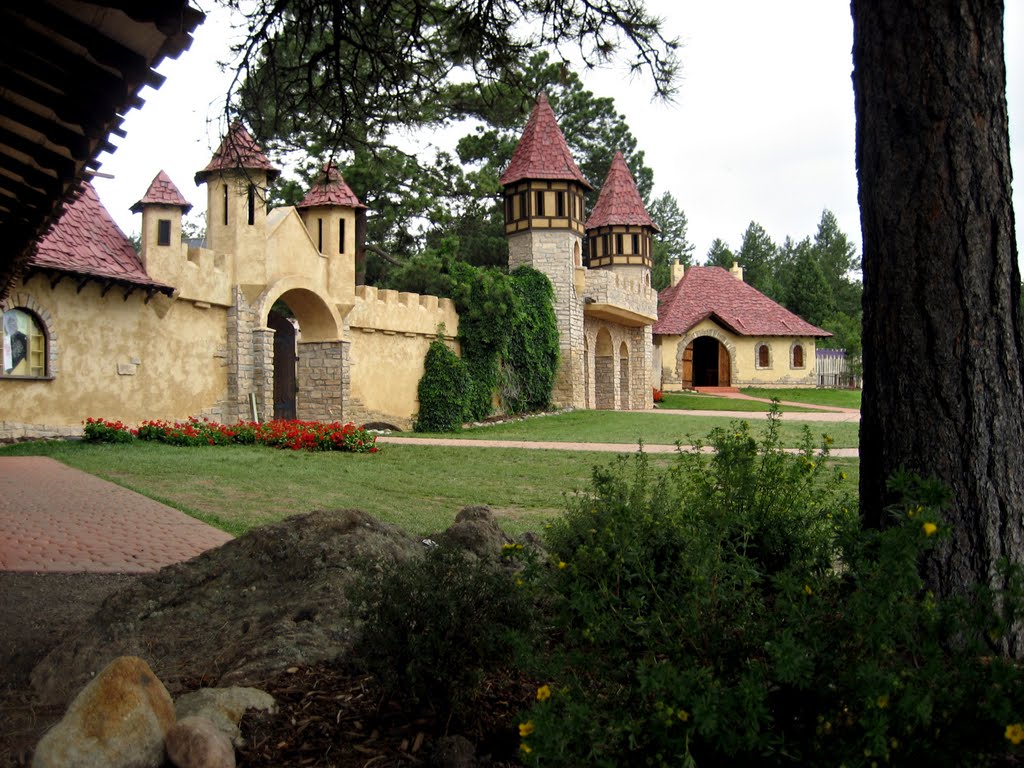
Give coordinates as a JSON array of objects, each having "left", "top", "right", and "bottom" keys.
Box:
[{"left": 853, "top": 0, "right": 1024, "bottom": 626}]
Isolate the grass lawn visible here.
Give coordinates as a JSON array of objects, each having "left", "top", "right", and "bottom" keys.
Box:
[
  {"left": 421, "top": 409, "right": 859, "bottom": 448},
  {"left": 1, "top": 437, "right": 859, "bottom": 538},
  {"left": 658, "top": 391, "right": 816, "bottom": 412},
  {"left": 741, "top": 387, "right": 862, "bottom": 409}
]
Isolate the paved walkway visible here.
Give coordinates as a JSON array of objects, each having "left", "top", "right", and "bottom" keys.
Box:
[{"left": 0, "top": 456, "right": 233, "bottom": 573}]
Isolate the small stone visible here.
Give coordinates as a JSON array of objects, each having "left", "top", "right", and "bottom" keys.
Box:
[
  {"left": 165, "top": 716, "right": 235, "bottom": 768},
  {"left": 430, "top": 734, "right": 477, "bottom": 768},
  {"left": 174, "top": 686, "right": 276, "bottom": 747},
  {"left": 32, "top": 656, "right": 174, "bottom": 768}
]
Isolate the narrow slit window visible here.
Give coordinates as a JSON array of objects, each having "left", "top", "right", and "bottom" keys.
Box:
[
  {"left": 556, "top": 192, "right": 565, "bottom": 217},
  {"left": 222, "top": 185, "right": 229, "bottom": 225},
  {"left": 317, "top": 218, "right": 323, "bottom": 252},
  {"left": 535, "top": 191, "right": 545, "bottom": 216},
  {"left": 339, "top": 218, "right": 346, "bottom": 253},
  {"left": 632, "top": 234, "right": 640, "bottom": 254},
  {"left": 247, "top": 185, "right": 256, "bottom": 225},
  {"left": 519, "top": 192, "right": 527, "bottom": 219},
  {"left": 616, "top": 233, "right": 624, "bottom": 255},
  {"left": 157, "top": 219, "right": 171, "bottom": 247}
]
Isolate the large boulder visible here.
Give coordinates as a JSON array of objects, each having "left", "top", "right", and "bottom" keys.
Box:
[
  {"left": 174, "top": 686, "right": 276, "bottom": 747},
  {"left": 165, "top": 716, "right": 235, "bottom": 768},
  {"left": 32, "top": 656, "right": 174, "bottom": 768},
  {"left": 32, "top": 509, "right": 422, "bottom": 706}
]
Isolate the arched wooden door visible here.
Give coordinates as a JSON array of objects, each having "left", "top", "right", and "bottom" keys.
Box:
[
  {"left": 682, "top": 337, "right": 731, "bottom": 388},
  {"left": 268, "top": 310, "right": 297, "bottom": 420}
]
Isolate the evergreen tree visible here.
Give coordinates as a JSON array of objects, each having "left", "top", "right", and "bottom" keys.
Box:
[
  {"left": 648, "top": 191, "right": 694, "bottom": 290},
  {"left": 784, "top": 239, "right": 835, "bottom": 327},
  {"left": 736, "top": 221, "right": 781, "bottom": 298},
  {"left": 812, "top": 209, "right": 862, "bottom": 316},
  {"left": 705, "top": 238, "right": 735, "bottom": 269}
]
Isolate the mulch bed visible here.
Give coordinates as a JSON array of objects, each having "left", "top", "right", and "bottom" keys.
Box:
[{"left": 236, "top": 662, "right": 532, "bottom": 767}]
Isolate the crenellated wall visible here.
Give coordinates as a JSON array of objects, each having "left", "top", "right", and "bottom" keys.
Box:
[{"left": 345, "top": 285, "right": 460, "bottom": 429}]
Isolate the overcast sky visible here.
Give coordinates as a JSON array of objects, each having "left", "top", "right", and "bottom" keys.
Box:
[{"left": 92, "top": 1, "right": 1022, "bottom": 265}]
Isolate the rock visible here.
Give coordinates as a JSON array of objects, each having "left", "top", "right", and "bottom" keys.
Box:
[
  {"left": 430, "top": 734, "right": 477, "bottom": 768},
  {"left": 175, "top": 686, "right": 276, "bottom": 747},
  {"left": 432, "top": 506, "right": 510, "bottom": 559},
  {"left": 165, "top": 716, "right": 235, "bottom": 768},
  {"left": 32, "top": 655, "right": 174, "bottom": 768},
  {"left": 32, "top": 509, "right": 423, "bottom": 706}
]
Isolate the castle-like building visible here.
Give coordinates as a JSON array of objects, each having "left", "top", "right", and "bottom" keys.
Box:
[{"left": 0, "top": 95, "right": 660, "bottom": 438}]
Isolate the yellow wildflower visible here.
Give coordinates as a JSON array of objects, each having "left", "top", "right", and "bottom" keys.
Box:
[
  {"left": 840, "top": 472, "right": 848, "bottom": 480},
  {"left": 922, "top": 522, "right": 938, "bottom": 537},
  {"left": 804, "top": 584, "right": 813, "bottom": 596},
  {"left": 1006, "top": 723, "right": 1024, "bottom": 745},
  {"left": 536, "top": 684, "right": 551, "bottom": 701},
  {"left": 825, "top": 435, "right": 834, "bottom": 445},
  {"left": 557, "top": 561, "right": 567, "bottom": 570},
  {"left": 876, "top": 694, "right": 889, "bottom": 709},
  {"left": 677, "top": 708, "right": 690, "bottom": 722},
  {"left": 520, "top": 742, "right": 533, "bottom": 754},
  {"left": 519, "top": 721, "right": 535, "bottom": 737},
  {"left": 515, "top": 577, "right": 524, "bottom": 587}
]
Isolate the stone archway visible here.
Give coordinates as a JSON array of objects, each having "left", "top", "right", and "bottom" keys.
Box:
[
  {"left": 676, "top": 329, "right": 737, "bottom": 389},
  {"left": 594, "top": 328, "right": 614, "bottom": 410},
  {"left": 252, "top": 281, "right": 347, "bottom": 423},
  {"left": 619, "top": 341, "right": 630, "bottom": 409}
]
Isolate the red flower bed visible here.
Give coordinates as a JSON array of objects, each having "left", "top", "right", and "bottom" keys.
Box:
[{"left": 84, "top": 417, "right": 378, "bottom": 454}]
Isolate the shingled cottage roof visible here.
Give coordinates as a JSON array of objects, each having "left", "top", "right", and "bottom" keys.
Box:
[
  {"left": 585, "top": 151, "right": 659, "bottom": 232},
  {"left": 194, "top": 122, "right": 279, "bottom": 184},
  {"left": 499, "top": 93, "right": 592, "bottom": 189},
  {"left": 130, "top": 170, "right": 193, "bottom": 213},
  {"left": 29, "top": 182, "right": 172, "bottom": 295},
  {"left": 297, "top": 162, "right": 367, "bottom": 209},
  {"left": 654, "top": 266, "right": 830, "bottom": 338}
]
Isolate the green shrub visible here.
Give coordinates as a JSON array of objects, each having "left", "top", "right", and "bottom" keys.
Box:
[
  {"left": 354, "top": 546, "right": 533, "bottom": 716},
  {"left": 82, "top": 417, "right": 134, "bottom": 443},
  {"left": 518, "top": 409, "right": 1024, "bottom": 767},
  {"left": 414, "top": 338, "right": 469, "bottom": 432}
]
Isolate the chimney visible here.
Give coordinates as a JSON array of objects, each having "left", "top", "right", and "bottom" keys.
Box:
[
  {"left": 730, "top": 261, "right": 744, "bottom": 281},
  {"left": 670, "top": 262, "right": 686, "bottom": 287}
]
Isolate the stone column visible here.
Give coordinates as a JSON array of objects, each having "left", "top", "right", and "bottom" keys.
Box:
[{"left": 296, "top": 340, "right": 345, "bottom": 422}]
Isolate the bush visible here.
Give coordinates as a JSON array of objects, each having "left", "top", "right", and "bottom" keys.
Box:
[
  {"left": 354, "top": 546, "right": 533, "bottom": 716},
  {"left": 518, "top": 408, "right": 1024, "bottom": 767},
  {"left": 82, "top": 417, "right": 134, "bottom": 443},
  {"left": 414, "top": 338, "right": 470, "bottom": 432}
]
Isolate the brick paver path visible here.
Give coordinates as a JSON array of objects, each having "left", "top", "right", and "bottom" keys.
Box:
[{"left": 0, "top": 457, "right": 233, "bottom": 573}]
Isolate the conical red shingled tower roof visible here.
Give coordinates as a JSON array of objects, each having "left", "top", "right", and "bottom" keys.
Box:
[
  {"left": 130, "top": 170, "right": 192, "bottom": 213},
  {"left": 195, "top": 122, "right": 279, "bottom": 184},
  {"left": 585, "top": 151, "right": 658, "bottom": 232},
  {"left": 500, "top": 93, "right": 592, "bottom": 189},
  {"left": 297, "top": 162, "right": 367, "bottom": 209}
]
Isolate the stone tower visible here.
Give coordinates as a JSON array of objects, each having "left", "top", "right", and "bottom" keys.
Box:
[
  {"left": 584, "top": 151, "right": 658, "bottom": 285},
  {"left": 500, "top": 93, "right": 592, "bottom": 407},
  {"left": 194, "top": 122, "right": 279, "bottom": 285}
]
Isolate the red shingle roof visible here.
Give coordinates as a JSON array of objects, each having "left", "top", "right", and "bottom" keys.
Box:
[
  {"left": 31, "top": 183, "right": 171, "bottom": 292},
  {"left": 130, "top": 170, "right": 192, "bottom": 213},
  {"left": 194, "top": 122, "right": 279, "bottom": 184},
  {"left": 585, "top": 151, "right": 659, "bottom": 232},
  {"left": 654, "top": 266, "right": 830, "bottom": 338},
  {"left": 297, "top": 162, "right": 367, "bottom": 209},
  {"left": 499, "top": 93, "right": 592, "bottom": 189}
]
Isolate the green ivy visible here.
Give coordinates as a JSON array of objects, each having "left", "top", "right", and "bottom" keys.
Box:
[
  {"left": 410, "top": 254, "right": 559, "bottom": 431},
  {"left": 414, "top": 336, "right": 469, "bottom": 432}
]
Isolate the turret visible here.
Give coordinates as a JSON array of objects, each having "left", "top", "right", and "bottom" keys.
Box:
[
  {"left": 130, "top": 170, "right": 192, "bottom": 282},
  {"left": 297, "top": 161, "right": 367, "bottom": 294},
  {"left": 194, "top": 122, "right": 278, "bottom": 280},
  {"left": 500, "top": 92, "right": 592, "bottom": 407},
  {"left": 584, "top": 151, "right": 658, "bottom": 284}
]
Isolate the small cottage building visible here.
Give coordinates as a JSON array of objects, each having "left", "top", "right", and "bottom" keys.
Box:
[{"left": 653, "top": 263, "right": 831, "bottom": 390}]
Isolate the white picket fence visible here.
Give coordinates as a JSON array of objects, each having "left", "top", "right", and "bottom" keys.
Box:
[{"left": 816, "top": 348, "right": 861, "bottom": 389}]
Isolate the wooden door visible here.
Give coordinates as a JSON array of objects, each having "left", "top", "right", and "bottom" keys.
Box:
[
  {"left": 681, "top": 342, "right": 694, "bottom": 388},
  {"left": 269, "top": 311, "right": 297, "bottom": 420},
  {"left": 718, "top": 343, "right": 731, "bottom": 387}
]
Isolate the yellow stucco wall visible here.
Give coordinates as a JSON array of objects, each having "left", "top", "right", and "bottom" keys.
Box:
[
  {"left": 1, "top": 280, "right": 228, "bottom": 438},
  {"left": 346, "top": 286, "right": 459, "bottom": 428},
  {"left": 656, "top": 319, "right": 819, "bottom": 389}
]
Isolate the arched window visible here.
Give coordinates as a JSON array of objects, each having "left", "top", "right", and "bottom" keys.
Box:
[
  {"left": 3, "top": 308, "right": 46, "bottom": 377},
  {"left": 756, "top": 343, "right": 771, "bottom": 369},
  {"left": 791, "top": 344, "right": 805, "bottom": 368}
]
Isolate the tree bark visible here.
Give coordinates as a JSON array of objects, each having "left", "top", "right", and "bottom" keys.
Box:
[{"left": 853, "top": 0, "right": 1024, "bottom": 624}]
